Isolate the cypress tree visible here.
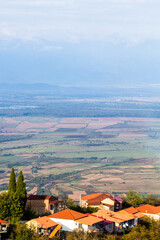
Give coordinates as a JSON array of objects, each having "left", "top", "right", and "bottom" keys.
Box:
[
  {"left": 16, "top": 170, "right": 27, "bottom": 218},
  {"left": 8, "top": 167, "right": 16, "bottom": 195}
]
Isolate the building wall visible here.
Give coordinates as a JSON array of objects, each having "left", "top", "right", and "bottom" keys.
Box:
[
  {"left": 102, "top": 205, "right": 114, "bottom": 211},
  {"left": 114, "top": 201, "right": 122, "bottom": 211},
  {"left": 80, "top": 200, "right": 87, "bottom": 208},
  {"left": 115, "top": 222, "right": 123, "bottom": 233},
  {"left": 49, "top": 218, "right": 78, "bottom": 232},
  {"left": 101, "top": 198, "right": 114, "bottom": 206},
  {"left": 105, "top": 223, "right": 114, "bottom": 234},
  {"left": 143, "top": 213, "right": 160, "bottom": 221},
  {"left": 26, "top": 199, "right": 49, "bottom": 215},
  {"left": 26, "top": 219, "right": 39, "bottom": 232}
]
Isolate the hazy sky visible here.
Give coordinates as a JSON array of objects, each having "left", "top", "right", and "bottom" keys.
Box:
[{"left": 0, "top": 0, "right": 160, "bottom": 87}]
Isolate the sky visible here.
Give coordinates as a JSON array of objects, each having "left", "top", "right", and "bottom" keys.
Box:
[{"left": 0, "top": 0, "right": 160, "bottom": 88}]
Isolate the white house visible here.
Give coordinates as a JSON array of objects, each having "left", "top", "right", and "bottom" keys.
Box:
[
  {"left": 136, "top": 204, "right": 160, "bottom": 221},
  {"left": 49, "top": 209, "right": 87, "bottom": 232},
  {"left": 49, "top": 209, "right": 105, "bottom": 232}
]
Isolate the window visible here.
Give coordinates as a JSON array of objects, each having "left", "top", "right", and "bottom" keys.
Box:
[
  {"left": 50, "top": 205, "right": 53, "bottom": 210},
  {"left": 79, "top": 223, "right": 82, "bottom": 228},
  {"left": 109, "top": 224, "right": 112, "bottom": 230}
]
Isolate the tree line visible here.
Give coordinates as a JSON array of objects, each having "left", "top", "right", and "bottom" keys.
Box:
[{"left": 0, "top": 168, "right": 26, "bottom": 222}]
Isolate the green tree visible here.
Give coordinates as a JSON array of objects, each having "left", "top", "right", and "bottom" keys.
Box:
[
  {"left": 8, "top": 223, "right": 36, "bottom": 240},
  {"left": 122, "top": 218, "right": 160, "bottom": 240},
  {"left": 16, "top": 170, "right": 27, "bottom": 217},
  {"left": 123, "top": 190, "right": 143, "bottom": 208},
  {"left": 0, "top": 192, "right": 11, "bottom": 221},
  {"left": 143, "top": 194, "right": 160, "bottom": 206},
  {"left": 8, "top": 168, "right": 16, "bottom": 195},
  {"left": 2, "top": 169, "right": 27, "bottom": 222}
]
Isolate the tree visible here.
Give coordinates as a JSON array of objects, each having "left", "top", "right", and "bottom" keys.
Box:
[
  {"left": 8, "top": 168, "right": 16, "bottom": 195},
  {"left": 16, "top": 170, "right": 27, "bottom": 215},
  {"left": 123, "top": 190, "right": 143, "bottom": 208},
  {"left": 143, "top": 194, "right": 160, "bottom": 206},
  {"left": 0, "top": 192, "right": 11, "bottom": 221},
  {"left": 1, "top": 169, "right": 27, "bottom": 222},
  {"left": 8, "top": 223, "right": 37, "bottom": 240}
]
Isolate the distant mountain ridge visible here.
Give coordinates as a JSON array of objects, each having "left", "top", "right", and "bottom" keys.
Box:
[{"left": 0, "top": 82, "right": 160, "bottom": 98}]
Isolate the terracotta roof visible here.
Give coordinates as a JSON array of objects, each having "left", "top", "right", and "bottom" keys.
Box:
[
  {"left": 92, "top": 210, "right": 123, "bottom": 224},
  {"left": 87, "top": 213, "right": 113, "bottom": 224},
  {"left": 136, "top": 204, "right": 160, "bottom": 214},
  {"left": 81, "top": 193, "right": 107, "bottom": 201},
  {"left": 93, "top": 210, "right": 134, "bottom": 224},
  {"left": 0, "top": 220, "right": 8, "bottom": 224},
  {"left": 119, "top": 208, "right": 144, "bottom": 219},
  {"left": 34, "top": 216, "right": 58, "bottom": 229},
  {"left": 49, "top": 209, "right": 87, "bottom": 220},
  {"left": 112, "top": 212, "right": 135, "bottom": 221},
  {"left": 156, "top": 206, "right": 160, "bottom": 213},
  {"left": 27, "top": 195, "right": 58, "bottom": 201},
  {"left": 120, "top": 207, "right": 138, "bottom": 215},
  {"left": 101, "top": 203, "right": 114, "bottom": 208},
  {"left": 27, "top": 195, "right": 52, "bottom": 200},
  {"left": 76, "top": 215, "right": 103, "bottom": 226},
  {"left": 82, "top": 193, "right": 114, "bottom": 206},
  {"left": 134, "top": 212, "right": 144, "bottom": 219}
]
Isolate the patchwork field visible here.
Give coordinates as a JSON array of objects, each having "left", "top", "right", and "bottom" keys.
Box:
[{"left": 0, "top": 117, "right": 160, "bottom": 197}]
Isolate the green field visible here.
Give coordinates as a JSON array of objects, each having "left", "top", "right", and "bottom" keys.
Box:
[{"left": 0, "top": 116, "right": 160, "bottom": 196}]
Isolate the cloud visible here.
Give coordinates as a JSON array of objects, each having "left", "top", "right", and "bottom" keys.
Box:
[{"left": 0, "top": 0, "right": 159, "bottom": 45}]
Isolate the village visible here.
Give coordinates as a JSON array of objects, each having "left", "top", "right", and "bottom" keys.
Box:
[{"left": 0, "top": 168, "right": 160, "bottom": 239}]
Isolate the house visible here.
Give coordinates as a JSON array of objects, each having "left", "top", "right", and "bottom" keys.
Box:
[
  {"left": 93, "top": 210, "right": 135, "bottom": 233},
  {"left": 49, "top": 209, "right": 110, "bottom": 233},
  {"left": 119, "top": 207, "right": 144, "bottom": 220},
  {"left": 26, "top": 195, "right": 63, "bottom": 215},
  {"left": 0, "top": 220, "right": 9, "bottom": 239},
  {"left": 26, "top": 216, "right": 59, "bottom": 237},
  {"left": 86, "top": 213, "right": 114, "bottom": 234},
  {"left": 80, "top": 193, "right": 123, "bottom": 211},
  {"left": 27, "top": 209, "right": 108, "bottom": 234},
  {"left": 75, "top": 214, "right": 105, "bottom": 233},
  {"left": 49, "top": 209, "right": 87, "bottom": 232},
  {"left": 135, "top": 204, "right": 160, "bottom": 221}
]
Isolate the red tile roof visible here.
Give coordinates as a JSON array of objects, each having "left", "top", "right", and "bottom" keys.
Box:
[
  {"left": 27, "top": 195, "right": 58, "bottom": 201},
  {"left": 121, "top": 207, "right": 138, "bottom": 215},
  {"left": 49, "top": 209, "right": 87, "bottom": 220},
  {"left": 34, "top": 216, "right": 58, "bottom": 229},
  {"left": 102, "top": 203, "right": 114, "bottom": 208},
  {"left": 81, "top": 193, "right": 106, "bottom": 201},
  {"left": 134, "top": 212, "right": 144, "bottom": 219},
  {"left": 0, "top": 220, "right": 8, "bottom": 224},
  {"left": 76, "top": 215, "right": 103, "bottom": 226},
  {"left": 136, "top": 204, "right": 160, "bottom": 214},
  {"left": 93, "top": 210, "right": 134, "bottom": 224},
  {"left": 81, "top": 193, "right": 114, "bottom": 206},
  {"left": 156, "top": 206, "right": 160, "bottom": 212}
]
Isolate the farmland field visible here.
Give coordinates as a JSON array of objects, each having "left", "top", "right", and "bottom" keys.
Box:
[{"left": 0, "top": 116, "right": 160, "bottom": 196}]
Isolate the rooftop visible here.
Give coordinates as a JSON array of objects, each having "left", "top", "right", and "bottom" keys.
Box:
[
  {"left": 136, "top": 204, "right": 160, "bottom": 214},
  {"left": 76, "top": 215, "right": 103, "bottom": 226},
  {"left": 81, "top": 193, "right": 114, "bottom": 206},
  {"left": 93, "top": 210, "right": 134, "bottom": 224},
  {"left": 34, "top": 216, "right": 58, "bottom": 229},
  {"left": 119, "top": 207, "right": 138, "bottom": 215},
  {"left": 49, "top": 209, "right": 87, "bottom": 220},
  {"left": 0, "top": 220, "right": 8, "bottom": 224},
  {"left": 27, "top": 195, "right": 58, "bottom": 201}
]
